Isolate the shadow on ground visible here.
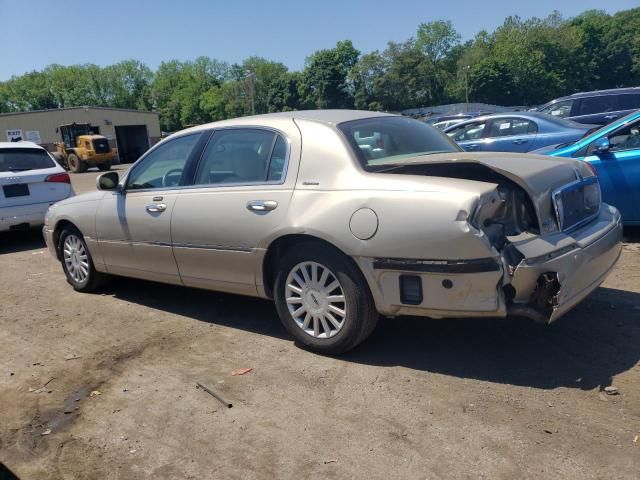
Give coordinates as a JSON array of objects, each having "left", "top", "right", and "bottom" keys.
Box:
[
  {"left": 104, "top": 277, "right": 640, "bottom": 392},
  {"left": 0, "top": 228, "right": 46, "bottom": 255}
]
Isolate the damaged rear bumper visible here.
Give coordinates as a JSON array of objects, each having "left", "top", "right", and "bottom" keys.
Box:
[
  {"left": 356, "top": 204, "right": 622, "bottom": 322},
  {"left": 508, "top": 204, "right": 622, "bottom": 323}
]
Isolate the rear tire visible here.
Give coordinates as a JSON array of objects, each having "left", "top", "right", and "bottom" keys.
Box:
[
  {"left": 67, "top": 153, "right": 87, "bottom": 173},
  {"left": 97, "top": 161, "right": 112, "bottom": 171},
  {"left": 58, "top": 226, "right": 108, "bottom": 292},
  {"left": 274, "top": 242, "right": 379, "bottom": 355}
]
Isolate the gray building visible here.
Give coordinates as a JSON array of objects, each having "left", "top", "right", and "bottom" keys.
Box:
[{"left": 0, "top": 106, "right": 162, "bottom": 163}]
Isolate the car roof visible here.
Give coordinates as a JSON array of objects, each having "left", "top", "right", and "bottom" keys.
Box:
[
  {"left": 451, "top": 111, "right": 551, "bottom": 123},
  {"left": 568, "top": 87, "right": 640, "bottom": 98},
  {"left": 0, "top": 141, "right": 45, "bottom": 150}
]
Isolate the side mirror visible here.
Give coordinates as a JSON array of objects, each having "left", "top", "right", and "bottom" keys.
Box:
[
  {"left": 594, "top": 136, "right": 610, "bottom": 154},
  {"left": 97, "top": 171, "right": 120, "bottom": 191}
]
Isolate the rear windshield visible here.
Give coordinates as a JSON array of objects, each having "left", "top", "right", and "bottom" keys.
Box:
[
  {"left": 338, "top": 116, "right": 460, "bottom": 170},
  {"left": 0, "top": 148, "right": 55, "bottom": 172}
]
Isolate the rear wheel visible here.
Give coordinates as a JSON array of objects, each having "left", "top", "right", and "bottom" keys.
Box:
[
  {"left": 59, "top": 227, "right": 108, "bottom": 292},
  {"left": 97, "top": 161, "right": 112, "bottom": 171},
  {"left": 67, "top": 153, "right": 87, "bottom": 173},
  {"left": 274, "top": 242, "right": 379, "bottom": 354}
]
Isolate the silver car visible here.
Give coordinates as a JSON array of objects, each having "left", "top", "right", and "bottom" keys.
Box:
[{"left": 43, "top": 110, "right": 622, "bottom": 354}]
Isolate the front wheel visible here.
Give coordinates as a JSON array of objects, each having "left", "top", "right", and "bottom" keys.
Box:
[
  {"left": 59, "top": 227, "right": 108, "bottom": 292},
  {"left": 274, "top": 242, "right": 379, "bottom": 354}
]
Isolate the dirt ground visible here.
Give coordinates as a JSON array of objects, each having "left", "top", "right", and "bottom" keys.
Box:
[{"left": 1, "top": 165, "right": 639, "bottom": 479}]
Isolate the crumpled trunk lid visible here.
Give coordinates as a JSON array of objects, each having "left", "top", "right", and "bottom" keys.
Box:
[{"left": 375, "top": 151, "right": 586, "bottom": 234}]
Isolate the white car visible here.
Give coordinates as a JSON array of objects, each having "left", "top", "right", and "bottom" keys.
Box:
[{"left": 0, "top": 142, "right": 74, "bottom": 232}]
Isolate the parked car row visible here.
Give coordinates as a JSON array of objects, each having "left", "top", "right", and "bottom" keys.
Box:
[{"left": 435, "top": 87, "right": 640, "bottom": 225}]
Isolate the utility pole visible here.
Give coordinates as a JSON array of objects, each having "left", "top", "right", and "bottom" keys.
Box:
[
  {"left": 246, "top": 69, "right": 256, "bottom": 115},
  {"left": 464, "top": 65, "right": 470, "bottom": 112}
]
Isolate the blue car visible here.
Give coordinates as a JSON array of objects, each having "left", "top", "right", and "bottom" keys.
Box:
[
  {"left": 534, "top": 110, "right": 640, "bottom": 225},
  {"left": 443, "top": 112, "right": 596, "bottom": 153}
]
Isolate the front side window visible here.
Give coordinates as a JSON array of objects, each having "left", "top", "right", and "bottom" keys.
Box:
[
  {"left": 488, "top": 118, "right": 537, "bottom": 138},
  {"left": 606, "top": 119, "right": 640, "bottom": 152},
  {"left": 338, "top": 117, "right": 460, "bottom": 169},
  {"left": 446, "top": 121, "right": 487, "bottom": 142},
  {"left": 194, "top": 129, "right": 285, "bottom": 186},
  {"left": 126, "top": 133, "right": 201, "bottom": 190},
  {"left": 539, "top": 99, "right": 574, "bottom": 118}
]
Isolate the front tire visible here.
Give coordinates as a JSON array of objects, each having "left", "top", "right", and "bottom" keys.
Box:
[
  {"left": 59, "top": 227, "right": 108, "bottom": 292},
  {"left": 274, "top": 242, "right": 379, "bottom": 354}
]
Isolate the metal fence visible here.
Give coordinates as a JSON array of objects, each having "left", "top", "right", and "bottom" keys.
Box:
[{"left": 401, "top": 103, "right": 530, "bottom": 118}]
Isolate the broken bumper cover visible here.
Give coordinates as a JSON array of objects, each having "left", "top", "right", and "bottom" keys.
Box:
[
  {"left": 356, "top": 204, "right": 622, "bottom": 322},
  {"left": 509, "top": 204, "right": 622, "bottom": 323}
]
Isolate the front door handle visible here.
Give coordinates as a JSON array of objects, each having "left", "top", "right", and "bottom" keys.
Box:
[
  {"left": 247, "top": 200, "right": 278, "bottom": 212},
  {"left": 512, "top": 139, "right": 527, "bottom": 145},
  {"left": 604, "top": 114, "right": 619, "bottom": 120},
  {"left": 465, "top": 144, "right": 479, "bottom": 150},
  {"left": 146, "top": 203, "right": 167, "bottom": 213}
]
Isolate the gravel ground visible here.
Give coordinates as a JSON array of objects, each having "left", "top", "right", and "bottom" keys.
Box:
[{"left": 0, "top": 167, "right": 639, "bottom": 479}]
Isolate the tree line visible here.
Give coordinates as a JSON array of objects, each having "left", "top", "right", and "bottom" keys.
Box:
[{"left": 1, "top": 8, "right": 638, "bottom": 131}]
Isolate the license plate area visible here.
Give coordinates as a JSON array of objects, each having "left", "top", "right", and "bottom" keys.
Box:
[{"left": 3, "top": 184, "right": 30, "bottom": 198}]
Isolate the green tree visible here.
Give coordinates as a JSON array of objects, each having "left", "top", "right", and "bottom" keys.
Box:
[{"left": 299, "top": 40, "right": 360, "bottom": 109}]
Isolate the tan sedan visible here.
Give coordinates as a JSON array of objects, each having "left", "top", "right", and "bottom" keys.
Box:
[{"left": 43, "top": 110, "right": 622, "bottom": 354}]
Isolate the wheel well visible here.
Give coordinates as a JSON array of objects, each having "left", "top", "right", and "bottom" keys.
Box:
[
  {"left": 52, "top": 220, "right": 79, "bottom": 260},
  {"left": 262, "top": 234, "right": 358, "bottom": 298}
]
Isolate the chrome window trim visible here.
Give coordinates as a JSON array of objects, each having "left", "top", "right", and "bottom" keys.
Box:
[{"left": 191, "top": 125, "right": 291, "bottom": 189}]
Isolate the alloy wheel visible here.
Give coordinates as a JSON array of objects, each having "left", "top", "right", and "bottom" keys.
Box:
[
  {"left": 284, "top": 261, "right": 347, "bottom": 339},
  {"left": 63, "top": 234, "right": 89, "bottom": 284}
]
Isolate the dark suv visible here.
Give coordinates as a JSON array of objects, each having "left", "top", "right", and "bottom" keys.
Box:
[{"left": 536, "top": 87, "right": 640, "bottom": 125}]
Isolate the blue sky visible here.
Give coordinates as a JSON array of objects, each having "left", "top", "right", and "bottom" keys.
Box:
[{"left": 0, "top": 0, "right": 637, "bottom": 80}]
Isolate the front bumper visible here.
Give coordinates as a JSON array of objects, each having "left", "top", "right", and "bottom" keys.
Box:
[
  {"left": 42, "top": 226, "right": 57, "bottom": 258},
  {"left": 357, "top": 204, "right": 622, "bottom": 321}
]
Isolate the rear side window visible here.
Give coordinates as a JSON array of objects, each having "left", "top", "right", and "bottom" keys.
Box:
[
  {"left": 194, "top": 129, "right": 286, "bottom": 185},
  {"left": 0, "top": 148, "right": 55, "bottom": 172}
]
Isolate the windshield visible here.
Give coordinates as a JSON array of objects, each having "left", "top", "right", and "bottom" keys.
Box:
[
  {"left": 0, "top": 148, "right": 55, "bottom": 172},
  {"left": 338, "top": 116, "right": 460, "bottom": 170}
]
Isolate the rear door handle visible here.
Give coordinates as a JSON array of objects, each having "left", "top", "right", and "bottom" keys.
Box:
[
  {"left": 247, "top": 200, "right": 278, "bottom": 212},
  {"left": 604, "top": 114, "right": 619, "bottom": 120},
  {"left": 465, "top": 144, "right": 479, "bottom": 150},
  {"left": 146, "top": 203, "right": 167, "bottom": 213}
]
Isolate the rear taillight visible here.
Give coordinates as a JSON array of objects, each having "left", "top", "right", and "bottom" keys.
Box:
[{"left": 45, "top": 173, "right": 71, "bottom": 184}]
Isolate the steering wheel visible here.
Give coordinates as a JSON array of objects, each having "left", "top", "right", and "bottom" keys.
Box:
[{"left": 162, "top": 168, "right": 183, "bottom": 187}]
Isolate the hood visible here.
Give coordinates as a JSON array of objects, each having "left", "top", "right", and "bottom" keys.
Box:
[{"left": 373, "top": 151, "right": 590, "bottom": 234}]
